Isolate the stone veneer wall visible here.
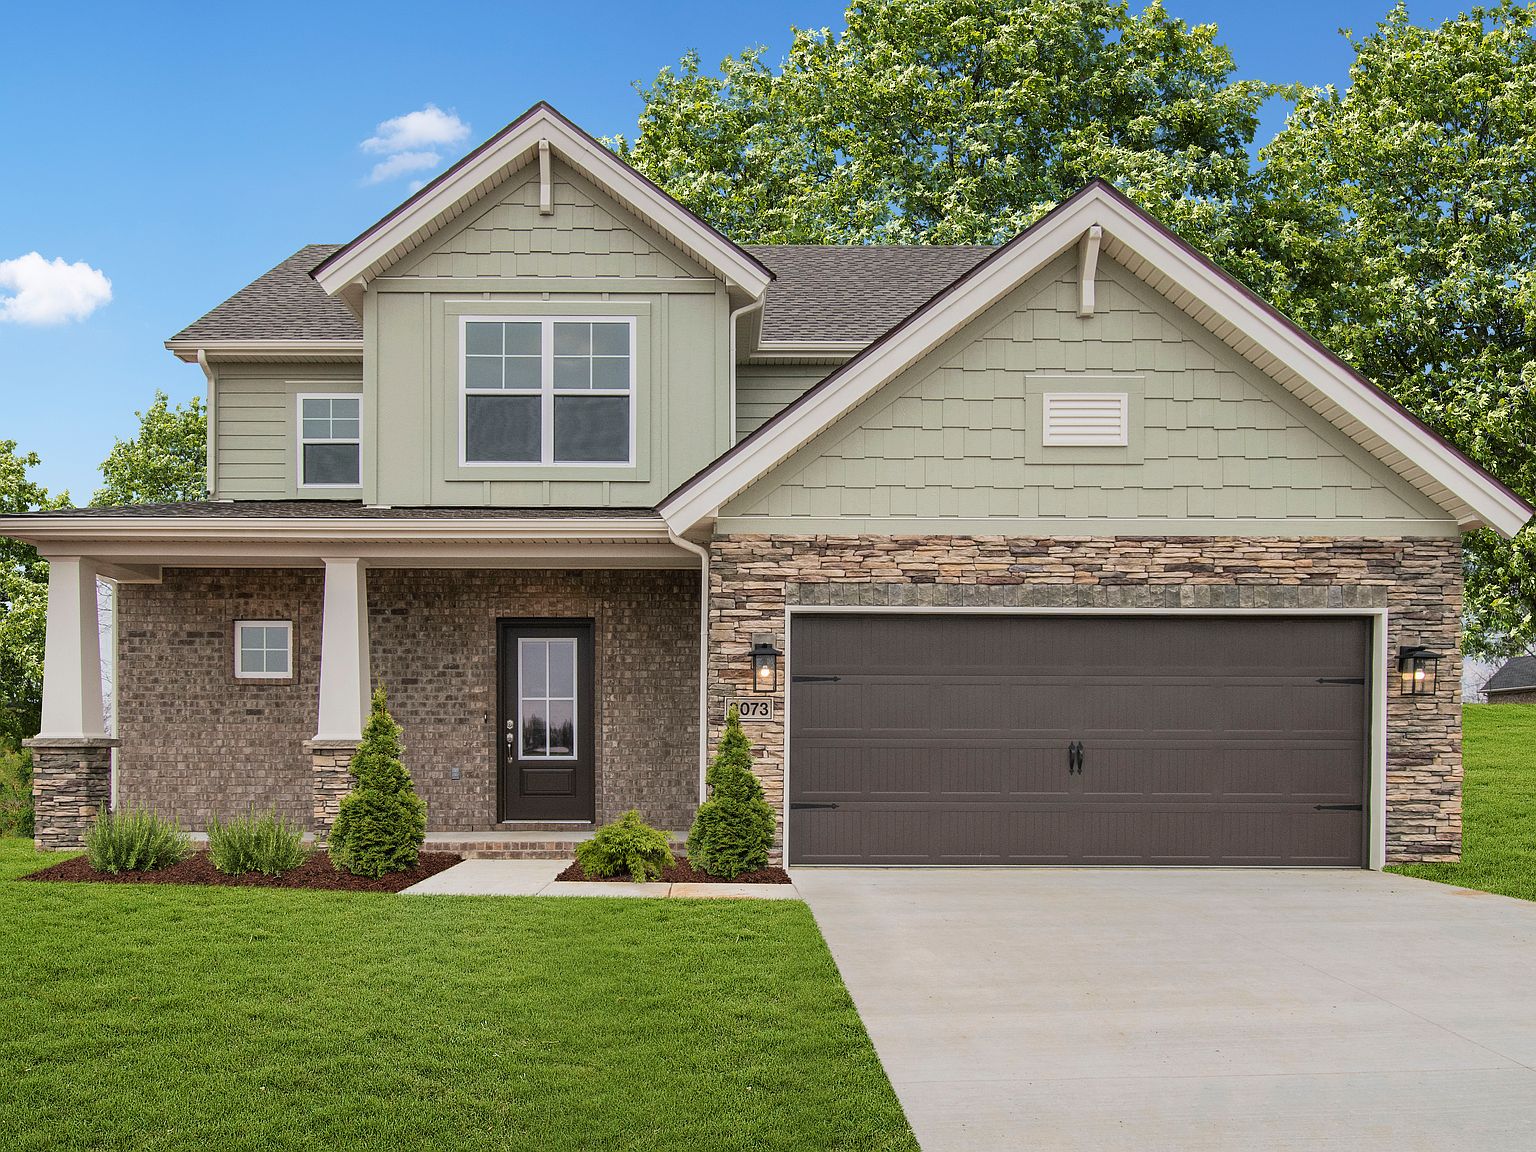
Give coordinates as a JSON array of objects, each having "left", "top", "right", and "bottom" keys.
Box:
[
  {"left": 708, "top": 535, "right": 1463, "bottom": 863},
  {"left": 116, "top": 567, "right": 700, "bottom": 832}
]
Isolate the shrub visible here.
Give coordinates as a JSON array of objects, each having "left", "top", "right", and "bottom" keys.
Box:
[
  {"left": 686, "top": 705, "right": 776, "bottom": 878},
  {"left": 575, "top": 810, "right": 673, "bottom": 882},
  {"left": 0, "top": 745, "right": 33, "bottom": 838},
  {"left": 328, "top": 687, "right": 427, "bottom": 878},
  {"left": 207, "top": 810, "right": 309, "bottom": 876},
  {"left": 84, "top": 807, "right": 192, "bottom": 874}
]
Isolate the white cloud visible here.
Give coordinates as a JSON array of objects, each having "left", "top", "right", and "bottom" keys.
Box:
[
  {"left": 367, "top": 150, "right": 442, "bottom": 185},
  {"left": 362, "top": 104, "right": 469, "bottom": 155},
  {"left": 0, "top": 252, "right": 112, "bottom": 325}
]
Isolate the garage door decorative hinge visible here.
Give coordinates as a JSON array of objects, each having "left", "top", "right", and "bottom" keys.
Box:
[
  {"left": 790, "top": 803, "right": 840, "bottom": 810},
  {"left": 1315, "top": 676, "right": 1366, "bottom": 685},
  {"left": 1313, "top": 804, "right": 1363, "bottom": 811},
  {"left": 791, "top": 675, "right": 841, "bottom": 683}
]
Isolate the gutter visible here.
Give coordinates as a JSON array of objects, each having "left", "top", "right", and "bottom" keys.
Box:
[
  {"left": 0, "top": 514, "right": 678, "bottom": 545},
  {"left": 196, "top": 349, "right": 215, "bottom": 499},
  {"left": 669, "top": 531, "right": 712, "bottom": 803},
  {"left": 727, "top": 296, "right": 766, "bottom": 445}
]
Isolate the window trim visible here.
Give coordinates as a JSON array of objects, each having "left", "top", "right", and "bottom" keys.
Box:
[
  {"left": 458, "top": 315, "right": 637, "bottom": 468},
  {"left": 296, "top": 393, "right": 363, "bottom": 490},
  {"left": 516, "top": 636, "right": 579, "bottom": 761},
  {"left": 234, "top": 620, "right": 294, "bottom": 681}
]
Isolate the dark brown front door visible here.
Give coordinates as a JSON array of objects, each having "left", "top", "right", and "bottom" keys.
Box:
[
  {"left": 499, "top": 619, "right": 595, "bottom": 822},
  {"left": 789, "top": 614, "right": 1370, "bottom": 866}
]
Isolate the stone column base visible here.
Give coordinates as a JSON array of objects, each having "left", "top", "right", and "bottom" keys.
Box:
[
  {"left": 24, "top": 737, "right": 120, "bottom": 851},
  {"left": 305, "top": 740, "right": 358, "bottom": 841}
]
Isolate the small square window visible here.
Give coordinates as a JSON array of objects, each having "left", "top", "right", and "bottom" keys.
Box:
[{"left": 235, "top": 621, "right": 293, "bottom": 680}]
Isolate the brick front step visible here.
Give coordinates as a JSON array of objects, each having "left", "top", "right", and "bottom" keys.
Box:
[{"left": 424, "top": 832, "right": 688, "bottom": 861}]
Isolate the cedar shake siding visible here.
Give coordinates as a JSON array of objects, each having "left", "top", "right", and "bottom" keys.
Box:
[
  {"left": 708, "top": 534, "right": 1463, "bottom": 864},
  {"left": 115, "top": 567, "right": 699, "bottom": 833}
]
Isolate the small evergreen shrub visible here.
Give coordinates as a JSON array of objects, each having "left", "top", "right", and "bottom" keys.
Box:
[
  {"left": 0, "top": 746, "right": 33, "bottom": 838},
  {"left": 84, "top": 807, "right": 192, "bottom": 874},
  {"left": 686, "top": 705, "right": 776, "bottom": 878},
  {"left": 207, "top": 810, "right": 309, "bottom": 876},
  {"left": 328, "top": 687, "right": 427, "bottom": 878},
  {"left": 575, "top": 810, "right": 673, "bottom": 882}
]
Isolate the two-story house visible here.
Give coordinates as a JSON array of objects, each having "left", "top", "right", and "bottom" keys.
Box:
[{"left": 7, "top": 103, "right": 1529, "bottom": 868}]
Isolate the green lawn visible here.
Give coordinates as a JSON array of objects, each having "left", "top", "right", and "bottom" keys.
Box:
[
  {"left": 0, "top": 841, "right": 915, "bottom": 1151},
  {"left": 1387, "top": 703, "right": 1536, "bottom": 901}
]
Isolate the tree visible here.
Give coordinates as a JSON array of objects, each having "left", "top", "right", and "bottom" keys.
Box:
[
  {"left": 1257, "top": 2, "right": 1536, "bottom": 657},
  {"left": 612, "top": 0, "right": 1273, "bottom": 252},
  {"left": 328, "top": 687, "right": 427, "bottom": 877},
  {"left": 0, "top": 442, "right": 70, "bottom": 748},
  {"left": 94, "top": 391, "right": 207, "bottom": 506},
  {"left": 686, "top": 705, "right": 776, "bottom": 878}
]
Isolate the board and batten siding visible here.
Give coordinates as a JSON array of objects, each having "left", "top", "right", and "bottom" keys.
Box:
[
  {"left": 719, "top": 252, "right": 1459, "bottom": 536},
  {"left": 365, "top": 156, "right": 732, "bottom": 508},
  {"left": 736, "top": 364, "right": 831, "bottom": 440},
  {"left": 211, "top": 362, "right": 363, "bottom": 500}
]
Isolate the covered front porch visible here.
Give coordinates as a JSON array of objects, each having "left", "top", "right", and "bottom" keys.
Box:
[{"left": 17, "top": 505, "right": 707, "bottom": 848}]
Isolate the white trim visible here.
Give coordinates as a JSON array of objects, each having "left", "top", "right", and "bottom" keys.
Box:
[
  {"left": 233, "top": 619, "right": 293, "bottom": 681},
  {"left": 296, "top": 393, "right": 363, "bottom": 489},
  {"left": 314, "top": 559, "right": 370, "bottom": 742},
  {"left": 457, "top": 315, "right": 637, "bottom": 468},
  {"left": 312, "top": 104, "right": 772, "bottom": 300},
  {"left": 661, "top": 184, "right": 1530, "bottom": 538},
  {"left": 166, "top": 340, "right": 363, "bottom": 363},
  {"left": 781, "top": 604, "right": 1389, "bottom": 871},
  {"left": 0, "top": 514, "right": 675, "bottom": 545}
]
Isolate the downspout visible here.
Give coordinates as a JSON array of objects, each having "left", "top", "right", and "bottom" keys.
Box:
[
  {"left": 727, "top": 296, "right": 765, "bottom": 446},
  {"left": 669, "top": 530, "right": 711, "bottom": 803},
  {"left": 196, "top": 348, "right": 216, "bottom": 499}
]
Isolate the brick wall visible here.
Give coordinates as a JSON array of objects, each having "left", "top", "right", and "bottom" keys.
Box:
[
  {"left": 708, "top": 535, "right": 1463, "bottom": 863},
  {"left": 114, "top": 567, "right": 699, "bottom": 833}
]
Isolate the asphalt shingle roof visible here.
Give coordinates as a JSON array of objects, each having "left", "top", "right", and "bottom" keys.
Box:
[
  {"left": 1484, "top": 656, "right": 1536, "bottom": 693},
  {"left": 168, "top": 245, "right": 359, "bottom": 344},
  {"left": 167, "top": 243, "right": 998, "bottom": 348}
]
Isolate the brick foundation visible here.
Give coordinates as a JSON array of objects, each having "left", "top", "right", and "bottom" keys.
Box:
[
  {"left": 26, "top": 738, "right": 117, "bottom": 850},
  {"left": 709, "top": 534, "right": 1463, "bottom": 863}
]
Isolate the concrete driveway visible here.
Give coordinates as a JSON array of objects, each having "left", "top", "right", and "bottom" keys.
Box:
[{"left": 795, "top": 868, "right": 1536, "bottom": 1152}]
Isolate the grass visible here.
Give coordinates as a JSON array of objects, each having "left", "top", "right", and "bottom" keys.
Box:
[
  {"left": 0, "top": 840, "right": 915, "bottom": 1151},
  {"left": 1387, "top": 703, "right": 1536, "bottom": 901}
]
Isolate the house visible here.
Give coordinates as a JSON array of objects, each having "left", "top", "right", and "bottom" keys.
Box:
[
  {"left": 5, "top": 102, "right": 1530, "bottom": 869},
  {"left": 1483, "top": 657, "right": 1536, "bottom": 704}
]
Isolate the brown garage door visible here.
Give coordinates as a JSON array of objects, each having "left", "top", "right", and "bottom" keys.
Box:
[{"left": 788, "top": 614, "right": 1370, "bottom": 866}]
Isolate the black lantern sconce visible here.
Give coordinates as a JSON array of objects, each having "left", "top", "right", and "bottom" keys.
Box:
[
  {"left": 750, "top": 635, "right": 782, "bottom": 694},
  {"left": 1397, "top": 645, "right": 1442, "bottom": 696}
]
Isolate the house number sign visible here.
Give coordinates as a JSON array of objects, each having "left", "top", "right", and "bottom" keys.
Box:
[{"left": 732, "top": 699, "right": 774, "bottom": 722}]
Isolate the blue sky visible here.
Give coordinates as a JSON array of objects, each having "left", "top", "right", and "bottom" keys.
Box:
[{"left": 0, "top": 0, "right": 1467, "bottom": 502}]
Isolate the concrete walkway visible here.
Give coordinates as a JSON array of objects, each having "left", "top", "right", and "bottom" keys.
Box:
[
  {"left": 795, "top": 868, "right": 1536, "bottom": 1152},
  {"left": 401, "top": 858, "right": 798, "bottom": 899}
]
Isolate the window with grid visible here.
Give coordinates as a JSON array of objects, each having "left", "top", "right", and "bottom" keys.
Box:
[
  {"left": 462, "top": 318, "right": 633, "bottom": 465},
  {"left": 234, "top": 621, "right": 292, "bottom": 679},
  {"left": 298, "top": 395, "right": 361, "bottom": 486}
]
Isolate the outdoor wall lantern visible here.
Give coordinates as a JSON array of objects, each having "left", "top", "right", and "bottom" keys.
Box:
[
  {"left": 1397, "top": 645, "right": 1442, "bottom": 696},
  {"left": 751, "top": 636, "right": 782, "bottom": 694}
]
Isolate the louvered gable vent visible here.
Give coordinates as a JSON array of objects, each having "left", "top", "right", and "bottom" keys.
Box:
[{"left": 1042, "top": 392, "right": 1129, "bottom": 446}]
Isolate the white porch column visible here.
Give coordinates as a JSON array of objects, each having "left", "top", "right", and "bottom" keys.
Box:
[
  {"left": 37, "top": 556, "right": 107, "bottom": 741},
  {"left": 314, "top": 557, "right": 371, "bottom": 742}
]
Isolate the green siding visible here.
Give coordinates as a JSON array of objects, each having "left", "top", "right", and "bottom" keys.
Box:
[
  {"left": 720, "top": 253, "right": 1459, "bottom": 536},
  {"left": 736, "top": 364, "right": 831, "bottom": 439},
  {"left": 212, "top": 363, "right": 363, "bottom": 500}
]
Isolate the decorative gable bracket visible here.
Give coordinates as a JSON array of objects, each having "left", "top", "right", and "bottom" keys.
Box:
[{"left": 1077, "top": 225, "right": 1103, "bottom": 318}]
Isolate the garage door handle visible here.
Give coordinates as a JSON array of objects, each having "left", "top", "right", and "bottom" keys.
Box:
[
  {"left": 790, "top": 803, "right": 839, "bottom": 810},
  {"left": 1068, "top": 741, "right": 1083, "bottom": 775},
  {"left": 1313, "top": 804, "right": 1363, "bottom": 811}
]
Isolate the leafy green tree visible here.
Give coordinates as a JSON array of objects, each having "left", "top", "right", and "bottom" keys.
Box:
[
  {"left": 1257, "top": 2, "right": 1536, "bottom": 657},
  {"left": 612, "top": 0, "right": 1273, "bottom": 251},
  {"left": 686, "top": 705, "right": 776, "bottom": 878},
  {"left": 94, "top": 391, "right": 207, "bottom": 506},
  {"left": 0, "top": 442, "right": 70, "bottom": 747},
  {"left": 329, "top": 687, "right": 427, "bottom": 877}
]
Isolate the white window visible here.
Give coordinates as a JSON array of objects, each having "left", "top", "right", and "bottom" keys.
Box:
[
  {"left": 1042, "top": 392, "right": 1129, "bottom": 446},
  {"left": 461, "top": 317, "right": 634, "bottom": 466},
  {"left": 517, "top": 638, "right": 577, "bottom": 759},
  {"left": 235, "top": 621, "right": 292, "bottom": 680},
  {"left": 298, "top": 395, "right": 361, "bottom": 487}
]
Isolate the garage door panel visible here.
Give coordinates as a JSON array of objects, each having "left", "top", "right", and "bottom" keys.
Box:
[{"left": 789, "top": 614, "right": 1369, "bottom": 867}]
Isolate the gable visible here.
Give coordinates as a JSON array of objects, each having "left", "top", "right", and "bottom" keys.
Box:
[
  {"left": 390, "top": 156, "right": 709, "bottom": 282},
  {"left": 720, "top": 252, "right": 1456, "bottom": 535}
]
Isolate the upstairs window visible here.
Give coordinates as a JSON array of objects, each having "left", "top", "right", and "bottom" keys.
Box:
[
  {"left": 462, "top": 317, "right": 634, "bottom": 466},
  {"left": 298, "top": 395, "right": 361, "bottom": 487}
]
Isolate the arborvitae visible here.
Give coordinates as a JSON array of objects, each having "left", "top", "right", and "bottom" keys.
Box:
[
  {"left": 328, "top": 687, "right": 427, "bottom": 877},
  {"left": 686, "top": 705, "right": 776, "bottom": 877}
]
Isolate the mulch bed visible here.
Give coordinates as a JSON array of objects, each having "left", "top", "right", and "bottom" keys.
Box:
[
  {"left": 22, "top": 851, "right": 462, "bottom": 893},
  {"left": 555, "top": 859, "right": 791, "bottom": 884}
]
